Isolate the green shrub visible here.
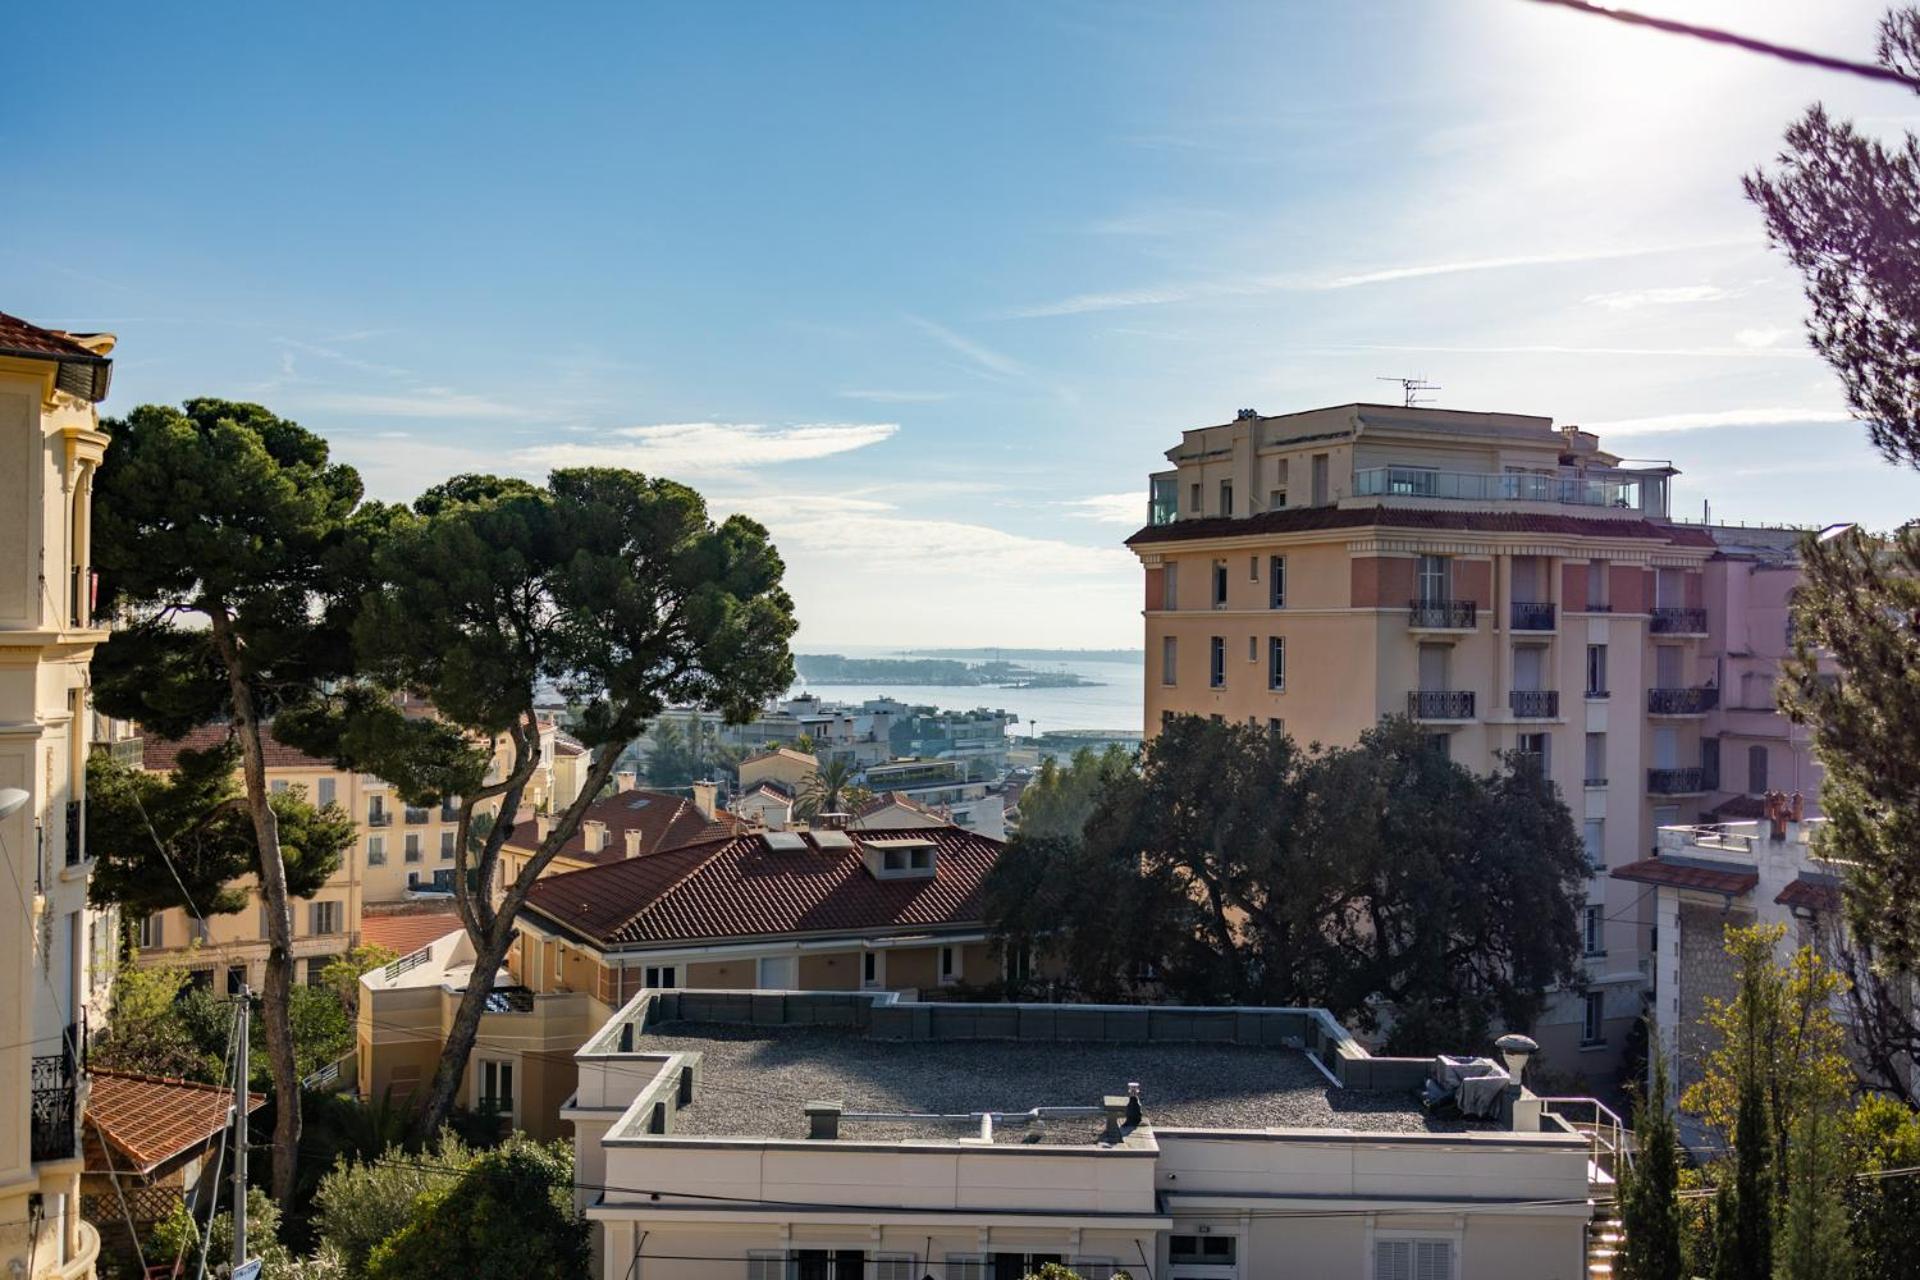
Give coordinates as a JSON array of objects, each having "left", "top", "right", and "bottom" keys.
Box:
[
  {"left": 313, "top": 1135, "right": 475, "bottom": 1279},
  {"left": 364, "top": 1138, "right": 585, "bottom": 1280}
]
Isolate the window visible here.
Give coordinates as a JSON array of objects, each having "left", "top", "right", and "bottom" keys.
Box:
[
  {"left": 1584, "top": 905, "right": 1604, "bottom": 955},
  {"left": 1417, "top": 642, "right": 1449, "bottom": 692},
  {"left": 1161, "top": 562, "right": 1179, "bottom": 610},
  {"left": 1249, "top": 553, "right": 1259, "bottom": 581},
  {"left": 1161, "top": 709, "right": 1176, "bottom": 727},
  {"left": 479, "top": 1059, "right": 515, "bottom": 1117},
  {"left": 1582, "top": 991, "right": 1605, "bottom": 1045},
  {"left": 1416, "top": 555, "right": 1450, "bottom": 605},
  {"left": 1517, "top": 732, "right": 1549, "bottom": 774},
  {"left": 137, "top": 914, "right": 162, "bottom": 950},
  {"left": 1749, "top": 744, "right": 1769, "bottom": 793},
  {"left": 862, "top": 951, "right": 880, "bottom": 987},
  {"left": 1170, "top": 1235, "right": 1239, "bottom": 1264},
  {"left": 639, "top": 964, "right": 676, "bottom": 989},
  {"left": 1311, "top": 452, "right": 1330, "bottom": 505},
  {"left": 270, "top": 779, "right": 289, "bottom": 795},
  {"left": 1189, "top": 481, "right": 1201, "bottom": 513},
  {"left": 316, "top": 777, "right": 336, "bottom": 807},
  {"left": 1427, "top": 732, "right": 1450, "bottom": 759},
  {"left": 367, "top": 796, "right": 387, "bottom": 826},
  {"left": 404, "top": 833, "right": 422, "bottom": 863},
  {"left": 307, "top": 956, "right": 334, "bottom": 987},
  {"left": 308, "top": 901, "right": 341, "bottom": 935},
  {"left": 1161, "top": 635, "right": 1178, "bottom": 686},
  {"left": 1268, "top": 636, "right": 1286, "bottom": 691},
  {"left": 992, "top": 1256, "right": 1064, "bottom": 1280},
  {"left": 1585, "top": 734, "right": 1606, "bottom": 787},
  {"left": 1270, "top": 488, "right": 1287, "bottom": 509},
  {"left": 1269, "top": 555, "right": 1287, "bottom": 608},
  {"left": 1586, "top": 561, "right": 1609, "bottom": 610},
  {"left": 1373, "top": 1238, "right": 1453, "bottom": 1280},
  {"left": 939, "top": 945, "right": 958, "bottom": 984},
  {"left": 552, "top": 940, "right": 566, "bottom": 982},
  {"left": 1220, "top": 480, "right": 1233, "bottom": 516},
  {"left": 367, "top": 835, "right": 386, "bottom": 866},
  {"left": 1248, "top": 635, "right": 1257, "bottom": 662},
  {"left": 1586, "top": 644, "right": 1608, "bottom": 696},
  {"left": 440, "top": 830, "right": 455, "bottom": 859},
  {"left": 1269, "top": 717, "right": 1285, "bottom": 737},
  {"left": 1212, "top": 559, "right": 1228, "bottom": 608},
  {"left": 746, "top": 1253, "right": 788, "bottom": 1280},
  {"left": 1209, "top": 637, "right": 1226, "bottom": 688}
]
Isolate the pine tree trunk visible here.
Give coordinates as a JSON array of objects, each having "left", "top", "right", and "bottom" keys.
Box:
[
  {"left": 210, "top": 611, "right": 304, "bottom": 1207},
  {"left": 416, "top": 924, "right": 514, "bottom": 1135}
]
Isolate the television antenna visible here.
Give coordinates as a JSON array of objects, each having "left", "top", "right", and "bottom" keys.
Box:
[{"left": 1377, "top": 375, "right": 1440, "bottom": 408}]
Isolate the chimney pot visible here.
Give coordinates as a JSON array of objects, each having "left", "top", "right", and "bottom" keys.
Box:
[
  {"left": 692, "top": 780, "right": 718, "bottom": 819},
  {"left": 804, "top": 1100, "right": 842, "bottom": 1140},
  {"left": 615, "top": 771, "right": 637, "bottom": 794},
  {"left": 536, "top": 814, "right": 552, "bottom": 842},
  {"left": 623, "top": 828, "right": 642, "bottom": 858},
  {"left": 584, "top": 819, "right": 608, "bottom": 852}
]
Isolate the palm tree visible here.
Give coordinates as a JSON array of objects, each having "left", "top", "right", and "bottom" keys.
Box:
[{"left": 797, "top": 756, "right": 857, "bottom": 820}]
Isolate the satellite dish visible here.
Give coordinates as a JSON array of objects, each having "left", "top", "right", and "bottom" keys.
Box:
[{"left": 0, "top": 788, "right": 29, "bottom": 821}]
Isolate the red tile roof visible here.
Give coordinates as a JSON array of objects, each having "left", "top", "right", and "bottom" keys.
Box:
[
  {"left": 0, "top": 311, "right": 113, "bottom": 401},
  {"left": 360, "top": 909, "right": 464, "bottom": 956},
  {"left": 1127, "top": 505, "right": 1719, "bottom": 549},
  {"left": 513, "top": 787, "right": 748, "bottom": 866},
  {"left": 140, "top": 722, "right": 331, "bottom": 773},
  {"left": 743, "top": 747, "right": 818, "bottom": 767},
  {"left": 522, "top": 825, "right": 1000, "bottom": 949},
  {"left": 1612, "top": 857, "right": 1758, "bottom": 896},
  {"left": 1775, "top": 876, "right": 1842, "bottom": 913},
  {"left": 86, "top": 1071, "right": 265, "bottom": 1176}
]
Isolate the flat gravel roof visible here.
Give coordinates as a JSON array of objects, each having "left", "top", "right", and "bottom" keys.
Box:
[{"left": 640, "top": 1022, "right": 1478, "bottom": 1143}]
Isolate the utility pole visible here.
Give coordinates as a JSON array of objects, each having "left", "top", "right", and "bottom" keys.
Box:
[{"left": 231, "top": 984, "right": 249, "bottom": 1272}]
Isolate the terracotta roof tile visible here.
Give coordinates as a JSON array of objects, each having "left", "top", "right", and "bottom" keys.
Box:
[
  {"left": 1127, "top": 505, "right": 1719, "bottom": 549},
  {"left": 742, "top": 747, "right": 818, "bottom": 767},
  {"left": 523, "top": 825, "right": 999, "bottom": 949},
  {"left": 512, "top": 787, "right": 748, "bottom": 866},
  {"left": 140, "top": 723, "right": 331, "bottom": 773},
  {"left": 0, "top": 310, "right": 110, "bottom": 363},
  {"left": 360, "top": 909, "right": 463, "bottom": 956},
  {"left": 86, "top": 1071, "right": 265, "bottom": 1176},
  {"left": 1612, "top": 857, "right": 1758, "bottom": 896},
  {"left": 1775, "top": 876, "right": 1842, "bottom": 913}
]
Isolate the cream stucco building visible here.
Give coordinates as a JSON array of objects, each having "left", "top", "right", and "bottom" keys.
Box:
[
  {"left": 2, "top": 310, "right": 117, "bottom": 1280},
  {"left": 1129, "top": 403, "right": 1719, "bottom": 1074}
]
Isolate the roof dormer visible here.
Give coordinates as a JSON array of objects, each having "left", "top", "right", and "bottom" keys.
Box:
[{"left": 862, "top": 835, "right": 938, "bottom": 881}]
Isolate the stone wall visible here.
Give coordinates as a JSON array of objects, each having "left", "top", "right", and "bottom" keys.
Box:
[{"left": 1676, "top": 903, "right": 1754, "bottom": 1095}]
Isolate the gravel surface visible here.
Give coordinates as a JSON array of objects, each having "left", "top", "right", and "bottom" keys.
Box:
[{"left": 641, "top": 1022, "right": 1479, "bottom": 1142}]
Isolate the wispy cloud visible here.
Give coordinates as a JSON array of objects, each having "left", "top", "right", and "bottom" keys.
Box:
[
  {"left": 1004, "top": 238, "right": 1752, "bottom": 319},
  {"left": 516, "top": 421, "right": 898, "bottom": 473},
  {"left": 276, "top": 336, "right": 411, "bottom": 379},
  {"left": 1734, "top": 326, "right": 1794, "bottom": 349},
  {"left": 1583, "top": 407, "right": 1855, "bottom": 437},
  {"left": 908, "top": 316, "right": 1024, "bottom": 380},
  {"left": 296, "top": 388, "right": 524, "bottom": 418},
  {"left": 837, "top": 388, "right": 952, "bottom": 403},
  {"left": 1304, "top": 341, "right": 1816, "bottom": 361},
  {"left": 1584, "top": 284, "right": 1734, "bottom": 311},
  {"left": 1061, "top": 492, "right": 1146, "bottom": 525}
]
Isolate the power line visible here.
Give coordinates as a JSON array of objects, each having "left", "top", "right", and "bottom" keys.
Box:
[{"left": 1523, "top": 0, "right": 1920, "bottom": 90}]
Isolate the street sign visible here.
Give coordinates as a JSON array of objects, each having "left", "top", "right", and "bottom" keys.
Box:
[{"left": 232, "top": 1259, "right": 263, "bottom": 1280}]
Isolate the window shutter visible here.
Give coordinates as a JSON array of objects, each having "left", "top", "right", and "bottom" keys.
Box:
[
  {"left": 945, "top": 1256, "right": 988, "bottom": 1280},
  {"left": 1415, "top": 1240, "right": 1453, "bottom": 1280},
  {"left": 1374, "top": 1240, "right": 1412, "bottom": 1280},
  {"left": 874, "top": 1256, "right": 916, "bottom": 1280},
  {"left": 745, "top": 1252, "right": 785, "bottom": 1280}
]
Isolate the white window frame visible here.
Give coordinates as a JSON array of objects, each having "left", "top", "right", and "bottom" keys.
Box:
[
  {"left": 643, "top": 964, "right": 678, "bottom": 989},
  {"left": 939, "top": 945, "right": 960, "bottom": 986},
  {"left": 1583, "top": 905, "right": 1604, "bottom": 956},
  {"left": 1209, "top": 636, "right": 1226, "bottom": 688},
  {"left": 756, "top": 954, "right": 796, "bottom": 989},
  {"left": 1583, "top": 818, "right": 1605, "bottom": 873},
  {"left": 1269, "top": 554, "right": 1287, "bottom": 608},
  {"left": 1268, "top": 636, "right": 1286, "bottom": 692},
  {"left": 440, "top": 829, "right": 456, "bottom": 859},
  {"left": 861, "top": 950, "right": 883, "bottom": 989},
  {"left": 367, "top": 834, "right": 386, "bottom": 866},
  {"left": 1212, "top": 559, "right": 1228, "bottom": 608},
  {"left": 1582, "top": 990, "right": 1606, "bottom": 1046},
  {"left": 1416, "top": 554, "right": 1450, "bottom": 605},
  {"left": 478, "top": 1057, "right": 517, "bottom": 1126}
]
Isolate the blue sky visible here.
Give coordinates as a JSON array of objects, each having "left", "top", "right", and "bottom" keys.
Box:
[{"left": 7, "top": 0, "right": 1916, "bottom": 647}]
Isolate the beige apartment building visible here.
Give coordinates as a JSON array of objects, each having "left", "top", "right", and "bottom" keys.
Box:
[
  {"left": 2, "top": 311, "right": 118, "bottom": 1280},
  {"left": 1129, "top": 403, "right": 1719, "bottom": 1074},
  {"left": 134, "top": 715, "right": 561, "bottom": 991},
  {"left": 358, "top": 823, "right": 1013, "bottom": 1139},
  {"left": 570, "top": 989, "right": 1611, "bottom": 1280}
]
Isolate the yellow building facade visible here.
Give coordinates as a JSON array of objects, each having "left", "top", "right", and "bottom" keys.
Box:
[
  {"left": 1131, "top": 403, "right": 1717, "bottom": 1073},
  {"left": 1, "top": 312, "right": 116, "bottom": 1280}
]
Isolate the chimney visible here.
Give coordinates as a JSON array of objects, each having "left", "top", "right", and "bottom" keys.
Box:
[
  {"left": 804, "top": 1100, "right": 842, "bottom": 1140},
  {"left": 623, "top": 829, "right": 642, "bottom": 859},
  {"left": 692, "top": 780, "right": 718, "bottom": 819},
  {"left": 1100, "top": 1094, "right": 1131, "bottom": 1145},
  {"left": 536, "top": 814, "right": 552, "bottom": 842},
  {"left": 615, "top": 771, "right": 637, "bottom": 794},
  {"left": 584, "top": 820, "right": 608, "bottom": 852},
  {"left": 1789, "top": 791, "right": 1805, "bottom": 824}
]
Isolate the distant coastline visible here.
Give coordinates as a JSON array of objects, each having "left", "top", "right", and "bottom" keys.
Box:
[
  {"left": 897, "top": 647, "right": 1143, "bottom": 664},
  {"left": 794, "top": 653, "right": 1103, "bottom": 688}
]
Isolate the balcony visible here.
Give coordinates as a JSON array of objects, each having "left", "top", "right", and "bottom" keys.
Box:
[
  {"left": 1353, "top": 465, "right": 1647, "bottom": 508},
  {"left": 1648, "top": 767, "right": 1714, "bottom": 796},
  {"left": 404, "top": 807, "right": 431, "bottom": 825},
  {"left": 1649, "top": 607, "right": 1708, "bottom": 636},
  {"left": 1408, "top": 690, "right": 1476, "bottom": 721},
  {"left": 367, "top": 810, "right": 392, "bottom": 828},
  {"left": 1510, "top": 601, "right": 1556, "bottom": 631},
  {"left": 31, "top": 1048, "right": 78, "bottom": 1162},
  {"left": 1509, "top": 690, "right": 1560, "bottom": 719},
  {"left": 1647, "top": 687, "right": 1719, "bottom": 716},
  {"left": 1407, "top": 598, "right": 1477, "bottom": 630}
]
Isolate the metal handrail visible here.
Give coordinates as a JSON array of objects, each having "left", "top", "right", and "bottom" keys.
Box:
[
  {"left": 1407, "top": 598, "right": 1477, "bottom": 629},
  {"left": 1647, "top": 686, "right": 1719, "bottom": 715},
  {"left": 1649, "top": 606, "right": 1708, "bottom": 634},
  {"left": 1509, "top": 690, "right": 1560, "bottom": 718},
  {"left": 1511, "top": 601, "right": 1557, "bottom": 631},
  {"left": 1538, "top": 1095, "right": 1633, "bottom": 1186},
  {"left": 1408, "top": 690, "right": 1475, "bottom": 720}
]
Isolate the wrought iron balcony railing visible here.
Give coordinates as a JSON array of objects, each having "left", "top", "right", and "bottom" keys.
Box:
[
  {"left": 30, "top": 1047, "right": 78, "bottom": 1162},
  {"left": 1510, "top": 601, "right": 1556, "bottom": 631},
  {"left": 1648, "top": 767, "right": 1713, "bottom": 795},
  {"left": 1647, "top": 687, "right": 1719, "bottom": 715},
  {"left": 1509, "top": 690, "right": 1560, "bottom": 718},
  {"left": 1407, "top": 598, "right": 1477, "bottom": 629},
  {"left": 1408, "top": 690, "right": 1476, "bottom": 720},
  {"left": 1649, "top": 607, "right": 1708, "bottom": 635},
  {"left": 367, "top": 811, "right": 392, "bottom": 827}
]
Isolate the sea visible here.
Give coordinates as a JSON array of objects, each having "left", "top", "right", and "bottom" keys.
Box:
[{"left": 789, "top": 645, "right": 1144, "bottom": 736}]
